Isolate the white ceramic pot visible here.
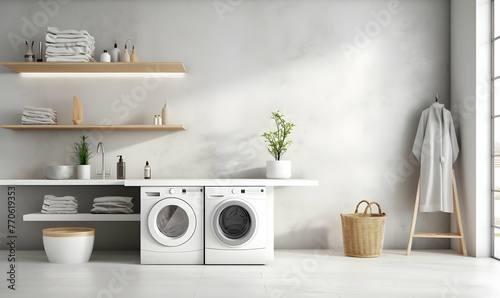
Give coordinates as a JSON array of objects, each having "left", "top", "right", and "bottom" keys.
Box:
[
  {"left": 266, "top": 160, "right": 292, "bottom": 179},
  {"left": 77, "top": 165, "right": 91, "bottom": 180},
  {"left": 42, "top": 228, "right": 95, "bottom": 264}
]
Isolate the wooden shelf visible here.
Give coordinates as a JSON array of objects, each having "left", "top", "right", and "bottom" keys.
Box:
[
  {"left": 412, "top": 232, "right": 462, "bottom": 239},
  {"left": 0, "top": 62, "right": 186, "bottom": 73},
  {"left": 23, "top": 212, "right": 140, "bottom": 222},
  {"left": 1, "top": 125, "right": 186, "bottom": 131}
]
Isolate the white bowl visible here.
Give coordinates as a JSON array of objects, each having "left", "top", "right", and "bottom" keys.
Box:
[
  {"left": 42, "top": 228, "right": 95, "bottom": 264},
  {"left": 43, "top": 165, "right": 74, "bottom": 180}
]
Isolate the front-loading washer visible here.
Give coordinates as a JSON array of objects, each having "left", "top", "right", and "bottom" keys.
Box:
[
  {"left": 205, "top": 186, "right": 266, "bottom": 264},
  {"left": 141, "top": 187, "right": 203, "bottom": 264}
]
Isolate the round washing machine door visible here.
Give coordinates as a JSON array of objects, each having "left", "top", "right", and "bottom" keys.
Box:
[
  {"left": 212, "top": 199, "right": 258, "bottom": 247},
  {"left": 148, "top": 198, "right": 196, "bottom": 247}
]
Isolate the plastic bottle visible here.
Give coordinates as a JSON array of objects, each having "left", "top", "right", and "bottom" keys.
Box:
[
  {"left": 117, "top": 155, "right": 126, "bottom": 179},
  {"left": 162, "top": 101, "right": 171, "bottom": 125},
  {"left": 110, "top": 41, "right": 121, "bottom": 62},
  {"left": 100, "top": 50, "right": 111, "bottom": 62},
  {"left": 144, "top": 161, "right": 151, "bottom": 179}
]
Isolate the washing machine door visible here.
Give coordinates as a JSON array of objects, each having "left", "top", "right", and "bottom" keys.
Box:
[
  {"left": 212, "top": 199, "right": 257, "bottom": 247},
  {"left": 148, "top": 198, "right": 196, "bottom": 247}
]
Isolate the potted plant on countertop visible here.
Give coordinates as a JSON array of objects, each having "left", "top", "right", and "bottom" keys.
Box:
[
  {"left": 261, "top": 110, "right": 296, "bottom": 179},
  {"left": 74, "top": 135, "right": 92, "bottom": 179}
]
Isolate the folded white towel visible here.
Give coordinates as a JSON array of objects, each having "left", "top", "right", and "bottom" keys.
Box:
[
  {"left": 92, "top": 202, "right": 134, "bottom": 209},
  {"left": 46, "top": 32, "right": 94, "bottom": 40},
  {"left": 90, "top": 207, "right": 134, "bottom": 214},
  {"left": 44, "top": 195, "right": 77, "bottom": 202},
  {"left": 24, "top": 106, "right": 56, "bottom": 113},
  {"left": 93, "top": 197, "right": 133, "bottom": 204},
  {"left": 46, "top": 56, "right": 94, "bottom": 62},
  {"left": 45, "top": 53, "right": 93, "bottom": 59},
  {"left": 46, "top": 41, "right": 95, "bottom": 48},
  {"left": 43, "top": 201, "right": 78, "bottom": 207},
  {"left": 43, "top": 208, "right": 77, "bottom": 213},
  {"left": 22, "top": 111, "right": 57, "bottom": 119},
  {"left": 46, "top": 35, "right": 95, "bottom": 44},
  {"left": 46, "top": 46, "right": 93, "bottom": 55},
  {"left": 47, "top": 27, "right": 92, "bottom": 37},
  {"left": 41, "top": 209, "right": 78, "bottom": 214},
  {"left": 21, "top": 116, "right": 56, "bottom": 125}
]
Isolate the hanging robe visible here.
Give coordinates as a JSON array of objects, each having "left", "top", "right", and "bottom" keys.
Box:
[{"left": 411, "top": 103, "right": 459, "bottom": 213}]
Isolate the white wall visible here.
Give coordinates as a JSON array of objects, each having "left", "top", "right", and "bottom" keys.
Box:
[
  {"left": 450, "top": 0, "right": 491, "bottom": 257},
  {"left": 0, "top": 0, "right": 452, "bottom": 250}
]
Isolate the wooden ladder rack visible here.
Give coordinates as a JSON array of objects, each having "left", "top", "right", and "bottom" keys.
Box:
[{"left": 406, "top": 170, "right": 467, "bottom": 256}]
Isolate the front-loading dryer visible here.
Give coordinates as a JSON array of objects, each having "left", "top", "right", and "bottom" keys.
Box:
[
  {"left": 141, "top": 187, "right": 203, "bottom": 264},
  {"left": 205, "top": 186, "right": 266, "bottom": 264}
]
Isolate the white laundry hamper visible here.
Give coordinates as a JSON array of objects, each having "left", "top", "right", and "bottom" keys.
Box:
[{"left": 42, "top": 227, "right": 95, "bottom": 264}]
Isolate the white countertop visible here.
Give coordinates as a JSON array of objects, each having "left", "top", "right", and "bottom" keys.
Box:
[{"left": 0, "top": 179, "right": 318, "bottom": 187}]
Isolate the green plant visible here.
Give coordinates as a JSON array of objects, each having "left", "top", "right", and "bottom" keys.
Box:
[
  {"left": 74, "top": 135, "right": 91, "bottom": 165},
  {"left": 261, "top": 110, "right": 296, "bottom": 161}
]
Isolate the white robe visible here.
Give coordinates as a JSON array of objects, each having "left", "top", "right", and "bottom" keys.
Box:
[{"left": 412, "top": 103, "right": 459, "bottom": 213}]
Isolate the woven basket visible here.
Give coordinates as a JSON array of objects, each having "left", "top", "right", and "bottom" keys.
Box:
[{"left": 341, "top": 200, "right": 387, "bottom": 258}]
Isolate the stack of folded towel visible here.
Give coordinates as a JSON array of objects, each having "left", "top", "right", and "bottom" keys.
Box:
[
  {"left": 45, "top": 27, "right": 95, "bottom": 62},
  {"left": 22, "top": 106, "right": 57, "bottom": 125},
  {"left": 41, "top": 195, "right": 78, "bottom": 214},
  {"left": 91, "top": 197, "right": 134, "bottom": 214}
]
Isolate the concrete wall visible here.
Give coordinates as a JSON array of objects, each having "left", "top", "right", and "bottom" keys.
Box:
[{"left": 0, "top": 0, "right": 452, "bottom": 250}]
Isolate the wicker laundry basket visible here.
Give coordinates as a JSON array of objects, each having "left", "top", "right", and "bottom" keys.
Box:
[{"left": 341, "top": 200, "right": 387, "bottom": 258}]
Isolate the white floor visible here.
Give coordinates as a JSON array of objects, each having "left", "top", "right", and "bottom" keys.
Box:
[{"left": 1, "top": 249, "right": 500, "bottom": 298}]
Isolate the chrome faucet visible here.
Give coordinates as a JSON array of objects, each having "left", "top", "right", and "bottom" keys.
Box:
[{"left": 97, "top": 142, "right": 105, "bottom": 180}]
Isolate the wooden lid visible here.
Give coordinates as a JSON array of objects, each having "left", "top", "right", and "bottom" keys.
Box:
[{"left": 42, "top": 227, "right": 95, "bottom": 237}]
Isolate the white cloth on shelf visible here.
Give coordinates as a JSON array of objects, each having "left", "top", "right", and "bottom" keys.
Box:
[
  {"left": 21, "top": 106, "right": 57, "bottom": 125},
  {"left": 41, "top": 195, "right": 78, "bottom": 214},
  {"left": 44, "top": 195, "right": 76, "bottom": 202},
  {"left": 90, "top": 196, "right": 134, "bottom": 214},
  {"left": 45, "top": 27, "right": 95, "bottom": 62},
  {"left": 46, "top": 56, "right": 94, "bottom": 62},
  {"left": 92, "top": 202, "right": 134, "bottom": 209},
  {"left": 21, "top": 116, "right": 56, "bottom": 125},
  {"left": 24, "top": 106, "right": 56, "bottom": 113},
  {"left": 41, "top": 209, "right": 77, "bottom": 214},
  {"left": 93, "top": 197, "right": 133, "bottom": 204},
  {"left": 22, "top": 111, "right": 57, "bottom": 120},
  {"left": 412, "top": 103, "right": 459, "bottom": 213},
  {"left": 47, "top": 26, "right": 92, "bottom": 36},
  {"left": 90, "top": 207, "right": 134, "bottom": 214},
  {"left": 46, "top": 46, "right": 93, "bottom": 55}
]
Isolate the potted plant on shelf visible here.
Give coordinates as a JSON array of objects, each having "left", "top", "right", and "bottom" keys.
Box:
[
  {"left": 261, "top": 110, "right": 296, "bottom": 179},
  {"left": 74, "top": 135, "right": 91, "bottom": 179}
]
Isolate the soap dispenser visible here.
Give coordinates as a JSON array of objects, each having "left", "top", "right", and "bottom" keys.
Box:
[
  {"left": 117, "top": 155, "right": 126, "bottom": 179},
  {"left": 144, "top": 161, "right": 151, "bottom": 179},
  {"left": 110, "top": 40, "right": 121, "bottom": 62}
]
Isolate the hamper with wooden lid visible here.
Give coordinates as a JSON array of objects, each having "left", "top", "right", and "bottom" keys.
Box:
[
  {"left": 42, "top": 227, "right": 95, "bottom": 264},
  {"left": 340, "top": 200, "right": 387, "bottom": 258}
]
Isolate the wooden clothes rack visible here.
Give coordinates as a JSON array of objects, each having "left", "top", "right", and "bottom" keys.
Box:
[{"left": 406, "top": 170, "right": 467, "bottom": 256}]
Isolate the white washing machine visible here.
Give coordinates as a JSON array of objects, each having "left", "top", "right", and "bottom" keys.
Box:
[
  {"left": 141, "top": 187, "right": 204, "bottom": 264},
  {"left": 205, "top": 186, "right": 266, "bottom": 264}
]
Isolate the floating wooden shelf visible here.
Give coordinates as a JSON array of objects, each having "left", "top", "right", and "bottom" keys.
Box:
[
  {"left": 0, "top": 62, "right": 186, "bottom": 73},
  {"left": 1, "top": 125, "right": 186, "bottom": 131},
  {"left": 23, "top": 212, "right": 140, "bottom": 222}
]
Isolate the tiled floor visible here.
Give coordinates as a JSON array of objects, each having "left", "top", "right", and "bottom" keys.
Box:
[{"left": 1, "top": 249, "right": 500, "bottom": 298}]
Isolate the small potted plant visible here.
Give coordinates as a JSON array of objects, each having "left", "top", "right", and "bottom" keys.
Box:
[
  {"left": 74, "top": 135, "right": 92, "bottom": 179},
  {"left": 261, "top": 110, "right": 296, "bottom": 179}
]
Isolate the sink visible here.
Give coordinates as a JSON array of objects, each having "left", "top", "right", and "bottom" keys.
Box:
[{"left": 44, "top": 165, "right": 74, "bottom": 180}]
